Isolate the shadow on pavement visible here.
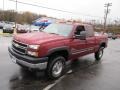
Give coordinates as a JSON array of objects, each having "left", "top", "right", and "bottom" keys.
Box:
[{"left": 9, "top": 68, "right": 54, "bottom": 90}]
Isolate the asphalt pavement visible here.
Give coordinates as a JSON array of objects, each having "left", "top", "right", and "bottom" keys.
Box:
[{"left": 0, "top": 37, "right": 120, "bottom": 90}]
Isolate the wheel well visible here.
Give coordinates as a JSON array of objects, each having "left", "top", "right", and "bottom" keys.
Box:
[
  {"left": 48, "top": 50, "right": 69, "bottom": 61},
  {"left": 100, "top": 43, "right": 106, "bottom": 48}
]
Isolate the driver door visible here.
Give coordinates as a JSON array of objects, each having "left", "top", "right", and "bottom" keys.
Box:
[{"left": 70, "top": 25, "right": 87, "bottom": 59}]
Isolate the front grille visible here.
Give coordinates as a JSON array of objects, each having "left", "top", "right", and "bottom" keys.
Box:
[
  {"left": 13, "top": 40, "right": 27, "bottom": 47},
  {"left": 12, "top": 40, "right": 27, "bottom": 54}
]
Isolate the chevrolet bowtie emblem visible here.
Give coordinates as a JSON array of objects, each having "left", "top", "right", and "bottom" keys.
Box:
[{"left": 14, "top": 43, "right": 19, "bottom": 47}]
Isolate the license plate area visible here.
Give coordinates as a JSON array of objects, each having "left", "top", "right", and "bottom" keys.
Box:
[{"left": 11, "top": 56, "right": 17, "bottom": 63}]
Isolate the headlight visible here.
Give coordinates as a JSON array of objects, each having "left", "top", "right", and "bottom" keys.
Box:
[
  {"left": 28, "top": 45, "right": 40, "bottom": 50},
  {"left": 27, "top": 45, "right": 40, "bottom": 57}
]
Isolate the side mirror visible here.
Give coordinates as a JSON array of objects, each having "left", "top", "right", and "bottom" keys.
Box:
[{"left": 74, "top": 31, "right": 86, "bottom": 40}]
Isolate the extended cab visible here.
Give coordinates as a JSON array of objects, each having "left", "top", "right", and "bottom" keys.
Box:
[{"left": 8, "top": 23, "right": 108, "bottom": 79}]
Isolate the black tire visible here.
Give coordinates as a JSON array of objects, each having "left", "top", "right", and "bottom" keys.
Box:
[
  {"left": 95, "top": 47, "right": 104, "bottom": 61},
  {"left": 47, "top": 56, "right": 66, "bottom": 79},
  {"left": 3, "top": 29, "right": 5, "bottom": 33},
  {"left": 112, "top": 37, "right": 116, "bottom": 40}
]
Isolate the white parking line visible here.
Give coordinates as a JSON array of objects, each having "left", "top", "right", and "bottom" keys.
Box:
[
  {"left": 43, "top": 83, "right": 56, "bottom": 90},
  {"left": 43, "top": 75, "right": 66, "bottom": 90}
]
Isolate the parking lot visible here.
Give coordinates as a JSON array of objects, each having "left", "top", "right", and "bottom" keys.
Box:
[{"left": 0, "top": 36, "right": 120, "bottom": 90}]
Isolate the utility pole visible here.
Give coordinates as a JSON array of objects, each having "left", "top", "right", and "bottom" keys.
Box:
[
  {"left": 3, "top": 0, "right": 4, "bottom": 9},
  {"left": 13, "top": 0, "right": 17, "bottom": 34},
  {"left": 3, "top": 0, "right": 4, "bottom": 21},
  {"left": 104, "top": 3, "right": 112, "bottom": 32}
]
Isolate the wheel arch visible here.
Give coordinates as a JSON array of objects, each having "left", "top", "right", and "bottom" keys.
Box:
[
  {"left": 47, "top": 46, "right": 70, "bottom": 61},
  {"left": 100, "top": 42, "right": 107, "bottom": 48}
]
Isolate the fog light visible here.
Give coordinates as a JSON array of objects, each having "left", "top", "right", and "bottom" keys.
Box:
[{"left": 27, "top": 51, "right": 38, "bottom": 57}]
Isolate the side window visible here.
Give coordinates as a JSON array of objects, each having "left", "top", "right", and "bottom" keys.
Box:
[
  {"left": 75, "top": 25, "right": 85, "bottom": 35},
  {"left": 85, "top": 25, "right": 94, "bottom": 37}
]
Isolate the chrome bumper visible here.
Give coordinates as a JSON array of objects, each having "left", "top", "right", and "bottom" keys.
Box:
[{"left": 8, "top": 47, "right": 48, "bottom": 70}]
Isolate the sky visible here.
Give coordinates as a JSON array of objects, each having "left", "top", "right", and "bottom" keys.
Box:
[{"left": 0, "top": 0, "right": 120, "bottom": 23}]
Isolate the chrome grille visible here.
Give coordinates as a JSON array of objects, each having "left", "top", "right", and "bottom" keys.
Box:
[{"left": 12, "top": 40, "right": 27, "bottom": 54}]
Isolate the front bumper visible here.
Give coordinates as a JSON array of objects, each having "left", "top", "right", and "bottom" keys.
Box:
[
  {"left": 3, "top": 29, "right": 14, "bottom": 33},
  {"left": 8, "top": 47, "right": 48, "bottom": 70}
]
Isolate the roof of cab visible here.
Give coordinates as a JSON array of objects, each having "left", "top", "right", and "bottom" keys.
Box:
[
  {"left": 55, "top": 19, "right": 93, "bottom": 26},
  {"left": 56, "top": 21, "right": 93, "bottom": 27}
]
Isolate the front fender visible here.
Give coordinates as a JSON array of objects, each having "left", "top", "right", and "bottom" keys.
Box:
[{"left": 47, "top": 46, "right": 70, "bottom": 56}]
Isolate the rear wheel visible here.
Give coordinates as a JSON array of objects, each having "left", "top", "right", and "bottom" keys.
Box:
[
  {"left": 95, "top": 47, "right": 104, "bottom": 61},
  {"left": 47, "top": 56, "right": 65, "bottom": 79}
]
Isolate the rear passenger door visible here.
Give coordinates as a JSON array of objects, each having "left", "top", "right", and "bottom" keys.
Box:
[{"left": 85, "top": 25, "right": 96, "bottom": 54}]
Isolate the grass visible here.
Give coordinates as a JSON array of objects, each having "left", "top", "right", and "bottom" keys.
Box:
[{"left": 0, "top": 32, "right": 13, "bottom": 37}]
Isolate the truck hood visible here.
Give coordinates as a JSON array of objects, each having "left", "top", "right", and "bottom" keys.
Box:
[{"left": 14, "top": 32, "right": 65, "bottom": 44}]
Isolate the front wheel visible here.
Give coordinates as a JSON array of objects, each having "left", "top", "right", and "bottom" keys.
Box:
[
  {"left": 95, "top": 47, "right": 104, "bottom": 61},
  {"left": 47, "top": 56, "right": 65, "bottom": 79}
]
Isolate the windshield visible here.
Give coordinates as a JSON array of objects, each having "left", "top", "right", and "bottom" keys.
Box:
[
  {"left": 43, "top": 23, "right": 73, "bottom": 37},
  {"left": 4, "top": 24, "right": 13, "bottom": 28}
]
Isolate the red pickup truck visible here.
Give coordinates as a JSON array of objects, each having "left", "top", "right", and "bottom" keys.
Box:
[{"left": 8, "top": 23, "right": 108, "bottom": 79}]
